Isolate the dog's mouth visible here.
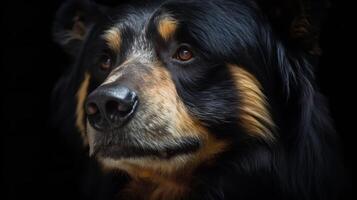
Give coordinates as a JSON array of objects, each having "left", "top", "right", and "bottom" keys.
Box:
[{"left": 89, "top": 132, "right": 201, "bottom": 160}]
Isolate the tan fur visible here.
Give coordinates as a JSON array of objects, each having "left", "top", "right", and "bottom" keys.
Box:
[
  {"left": 122, "top": 172, "right": 188, "bottom": 200},
  {"left": 121, "top": 163, "right": 189, "bottom": 200},
  {"left": 147, "top": 65, "right": 201, "bottom": 138},
  {"left": 147, "top": 64, "right": 228, "bottom": 153},
  {"left": 157, "top": 16, "right": 178, "bottom": 41},
  {"left": 103, "top": 27, "right": 121, "bottom": 52},
  {"left": 228, "top": 64, "right": 275, "bottom": 141},
  {"left": 76, "top": 72, "right": 91, "bottom": 146}
]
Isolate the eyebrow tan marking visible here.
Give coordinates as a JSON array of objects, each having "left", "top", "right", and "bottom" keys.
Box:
[
  {"left": 76, "top": 72, "right": 91, "bottom": 146},
  {"left": 228, "top": 64, "right": 275, "bottom": 141},
  {"left": 157, "top": 16, "right": 178, "bottom": 41},
  {"left": 103, "top": 27, "right": 121, "bottom": 52}
]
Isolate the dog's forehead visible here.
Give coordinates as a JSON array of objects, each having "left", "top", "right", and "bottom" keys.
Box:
[
  {"left": 104, "top": 6, "right": 161, "bottom": 62},
  {"left": 114, "top": 7, "right": 152, "bottom": 32}
]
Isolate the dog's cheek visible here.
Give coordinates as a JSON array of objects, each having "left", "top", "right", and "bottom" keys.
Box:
[
  {"left": 86, "top": 121, "right": 96, "bottom": 156},
  {"left": 228, "top": 64, "right": 275, "bottom": 142},
  {"left": 75, "top": 72, "right": 91, "bottom": 146}
]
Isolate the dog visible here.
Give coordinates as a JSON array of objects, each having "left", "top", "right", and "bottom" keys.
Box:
[{"left": 52, "top": 0, "right": 342, "bottom": 199}]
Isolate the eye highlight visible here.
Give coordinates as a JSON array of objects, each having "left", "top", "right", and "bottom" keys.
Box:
[
  {"left": 99, "top": 54, "right": 112, "bottom": 71},
  {"left": 173, "top": 45, "right": 194, "bottom": 62}
]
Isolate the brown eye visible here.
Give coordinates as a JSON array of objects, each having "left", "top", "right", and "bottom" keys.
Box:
[
  {"left": 100, "top": 55, "right": 112, "bottom": 71},
  {"left": 174, "top": 46, "right": 193, "bottom": 62}
]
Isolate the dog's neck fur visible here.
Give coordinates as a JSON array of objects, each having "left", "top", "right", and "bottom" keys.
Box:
[{"left": 121, "top": 166, "right": 192, "bottom": 200}]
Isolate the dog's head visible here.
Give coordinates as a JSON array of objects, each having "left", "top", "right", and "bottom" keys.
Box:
[{"left": 53, "top": 0, "right": 322, "bottom": 176}]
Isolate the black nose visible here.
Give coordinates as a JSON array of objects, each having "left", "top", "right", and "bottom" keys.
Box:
[{"left": 85, "top": 85, "right": 138, "bottom": 131}]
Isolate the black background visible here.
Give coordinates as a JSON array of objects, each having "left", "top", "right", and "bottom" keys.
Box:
[{"left": 2, "top": 0, "right": 355, "bottom": 199}]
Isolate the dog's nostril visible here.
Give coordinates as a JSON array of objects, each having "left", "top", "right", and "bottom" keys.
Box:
[
  {"left": 106, "top": 100, "right": 133, "bottom": 118},
  {"left": 87, "top": 102, "right": 98, "bottom": 115},
  {"left": 117, "top": 102, "right": 129, "bottom": 113},
  {"left": 86, "top": 101, "right": 106, "bottom": 131}
]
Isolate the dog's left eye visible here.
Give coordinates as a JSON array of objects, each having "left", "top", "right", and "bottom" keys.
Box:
[
  {"left": 99, "top": 54, "right": 112, "bottom": 71},
  {"left": 173, "top": 45, "right": 194, "bottom": 62}
]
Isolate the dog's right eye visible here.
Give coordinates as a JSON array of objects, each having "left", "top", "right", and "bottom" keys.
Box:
[
  {"left": 173, "top": 45, "right": 194, "bottom": 62},
  {"left": 99, "top": 54, "right": 112, "bottom": 71}
]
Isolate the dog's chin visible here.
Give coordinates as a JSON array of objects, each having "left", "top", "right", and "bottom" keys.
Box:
[
  {"left": 93, "top": 142, "right": 199, "bottom": 160},
  {"left": 87, "top": 125, "right": 201, "bottom": 161}
]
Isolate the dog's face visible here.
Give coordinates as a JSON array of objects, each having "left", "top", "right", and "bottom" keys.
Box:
[{"left": 54, "top": 0, "right": 276, "bottom": 174}]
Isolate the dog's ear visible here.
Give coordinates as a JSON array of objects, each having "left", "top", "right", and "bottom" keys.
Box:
[
  {"left": 256, "top": 0, "right": 330, "bottom": 56},
  {"left": 53, "top": 0, "right": 104, "bottom": 56}
]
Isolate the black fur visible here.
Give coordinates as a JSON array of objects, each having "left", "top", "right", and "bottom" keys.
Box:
[{"left": 52, "top": 0, "right": 343, "bottom": 199}]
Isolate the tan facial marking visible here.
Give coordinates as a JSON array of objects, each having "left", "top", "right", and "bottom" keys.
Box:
[
  {"left": 103, "top": 27, "right": 121, "bottom": 52},
  {"left": 149, "top": 66, "right": 229, "bottom": 164},
  {"left": 146, "top": 64, "right": 203, "bottom": 138},
  {"left": 157, "top": 16, "right": 178, "bottom": 41},
  {"left": 144, "top": 63, "right": 228, "bottom": 196},
  {"left": 228, "top": 64, "right": 275, "bottom": 141},
  {"left": 76, "top": 72, "right": 91, "bottom": 145}
]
